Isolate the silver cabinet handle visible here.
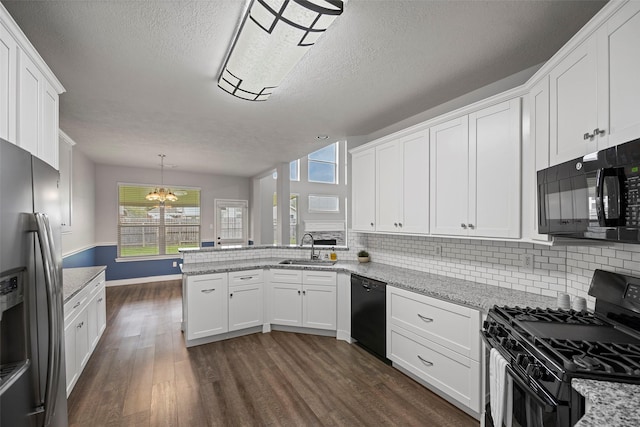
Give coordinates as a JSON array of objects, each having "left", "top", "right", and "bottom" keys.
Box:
[
  {"left": 77, "top": 321, "right": 84, "bottom": 329},
  {"left": 394, "top": 223, "right": 398, "bottom": 227},
  {"left": 468, "top": 223, "right": 474, "bottom": 229},
  {"left": 73, "top": 301, "right": 81, "bottom": 309},
  {"left": 417, "top": 355, "right": 433, "bottom": 367},
  {"left": 229, "top": 293, "right": 233, "bottom": 298},
  {"left": 201, "top": 288, "right": 216, "bottom": 294},
  {"left": 398, "top": 223, "right": 402, "bottom": 227},
  {"left": 298, "top": 290, "right": 301, "bottom": 295},
  {"left": 417, "top": 314, "right": 433, "bottom": 323},
  {"left": 594, "top": 128, "right": 606, "bottom": 136},
  {"left": 303, "top": 290, "right": 306, "bottom": 295},
  {"left": 461, "top": 223, "right": 467, "bottom": 229},
  {"left": 98, "top": 298, "right": 103, "bottom": 303},
  {"left": 370, "top": 222, "right": 374, "bottom": 227},
  {"left": 239, "top": 276, "right": 253, "bottom": 280},
  {"left": 583, "top": 131, "right": 595, "bottom": 140}
]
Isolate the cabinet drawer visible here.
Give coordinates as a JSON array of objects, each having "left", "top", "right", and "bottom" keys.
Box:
[
  {"left": 302, "top": 270, "right": 336, "bottom": 286},
  {"left": 229, "top": 269, "right": 263, "bottom": 286},
  {"left": 387, "top": 287, "right": 480, "bottom": 360},
  {"left": 64, "top": 287, "right": 89, "bottom": 326},
  {"left": 270, "top": 269, "right": 303, "bottom": 284},
  {"left": 389, "top": 327, "right": 480, "bottom": 412},
  {"left": 88, "top": 272, "right": 106, "bottom": 296}
]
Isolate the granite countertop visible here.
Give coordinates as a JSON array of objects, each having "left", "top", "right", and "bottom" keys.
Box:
[
  {"left": 62, "top": 266, "right": 107, "bottom": 304},
  {"left": 181, "top": 258, "right": 557, "bottom": 312},
  {"left": 573, "top": 379, "right": 640, "bottom": 426}
]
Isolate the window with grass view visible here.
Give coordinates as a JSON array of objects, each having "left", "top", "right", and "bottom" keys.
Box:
[{"left": 118, "top": 185, "right": 201, "bottom": 257}]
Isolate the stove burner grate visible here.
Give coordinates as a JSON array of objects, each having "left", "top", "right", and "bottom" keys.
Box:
[
  {"left": 501, "top": 307, "right": 605, "bottom": 325},
  {"left": 543, "top": 338, "right": 640, "bottom": 375}
]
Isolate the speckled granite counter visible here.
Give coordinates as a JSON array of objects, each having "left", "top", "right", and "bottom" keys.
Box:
[
  {"left": 62, "top": 266, "right": 107, "bottom": 303},
  {"left": 573, "top": 379, "right": 640, "bottom": 427},
  {"left": 181, "top": 259, "right": 556, "bottom": 312}
]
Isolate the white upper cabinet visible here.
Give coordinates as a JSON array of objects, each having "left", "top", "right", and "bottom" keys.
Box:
[
  {"left": 597, "top": 1, "right": 640, "bottom": 147},
  {"left": 549, "top": 37, "right": 600, "bottom": 165},
  {"left": 548, "top": 1, "right": 640, "bottom": 166},
  {"left": 470, "top": 99, "right": 521, "bottom": 239},
  {"left": 1, "top": 4, "right": 64, "bottom": 167},
  {"left": 0, "top": 22, "right": 17, "bottom": 143},
  {"left": 351, "top": 148, "right": 376, "bottom": 232},
  {"left": 431, "top": 99, "right": 521, "bottom": 239},
  {"left": 375, "top": 140, "right": 400, "bottom": 232},
  {"left": 430, "top": 116, "right": 469, "bottom": 236},
  {"left": 353, "top": 129, "right": 429, "bottom": 235}
]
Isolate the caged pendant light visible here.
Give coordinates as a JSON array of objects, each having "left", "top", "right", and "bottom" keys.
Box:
[
  {"left": 218, "top": 0, "right": 344, "bottom": 101},
  {"left": 146, "top": 154, "right": 178, "bottom": 203}
]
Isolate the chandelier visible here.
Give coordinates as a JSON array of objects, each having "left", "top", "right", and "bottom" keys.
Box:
[{"left": 146, "top": 154, "right": 178, "bottom": 203}]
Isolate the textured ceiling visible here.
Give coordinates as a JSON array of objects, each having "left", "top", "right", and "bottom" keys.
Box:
[{"left": 2, "top": 0, "right": 606, "bottom": 177}]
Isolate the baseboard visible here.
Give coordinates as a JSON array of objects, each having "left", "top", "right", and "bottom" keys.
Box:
[
  {"left": 336, "top": 330, "right": 353, "bottom": 343},
  {"left": 106, "top": 274, "right": 182, "bottom": 287}
]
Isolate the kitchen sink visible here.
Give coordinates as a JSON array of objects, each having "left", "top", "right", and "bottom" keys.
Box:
[{"left": 278, "top": 259, "right": 337, "bottom": 266}]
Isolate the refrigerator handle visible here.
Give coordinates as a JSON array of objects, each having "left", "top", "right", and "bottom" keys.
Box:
[{"left": 34, "top": 213, "right": 62, "bottom": 427}]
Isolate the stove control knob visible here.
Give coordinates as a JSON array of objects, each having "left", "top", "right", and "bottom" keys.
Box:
[
  {"left": 526, "top": 363, "right": 542, "bottom": 380},
  {"left": 516, "top": 354, "right": 530, "bottom": 367},
  {"left": 504, "top": 339, "right": 516, "bottom": 350}
]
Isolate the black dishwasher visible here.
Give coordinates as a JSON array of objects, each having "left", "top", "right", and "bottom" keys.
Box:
[{"left": 351, "top": 274, "right": 388, "bottom": 363}]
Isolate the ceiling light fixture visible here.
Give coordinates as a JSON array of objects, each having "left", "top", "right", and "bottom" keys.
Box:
[
  {"left": 218, "top": 0, "right": 344, "bottom": 102},
  {"left": 146, "top": 154, "right": 178, "bottom": 203},
  {"left": 316, "top": 134, "right": 329, "bottom": 140}
]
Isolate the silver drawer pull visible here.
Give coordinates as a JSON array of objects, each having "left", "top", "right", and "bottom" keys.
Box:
[
  {"left": 417, "top": 314, "right": 433, "bottom": 323},
  {"left": 239, "top": 276, "right": 253, "bottom": 280},
  {"left": 201, "top": 288, "right": 216, "bottom": 294},
  {"left": 418, "top": 355, "right": 433, "bottom": 367},
  {"left": 98, "top": 298, "right": 103, "bottom": 303},
  {"left": 73, "top": 302, "right": 81, "bottom": 309}
]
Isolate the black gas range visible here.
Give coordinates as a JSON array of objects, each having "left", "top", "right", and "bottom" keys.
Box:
[{"left": 482, "top": 269, "right": 640, "bottom": 427}]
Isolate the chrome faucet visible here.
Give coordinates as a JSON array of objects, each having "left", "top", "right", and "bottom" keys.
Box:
[{"left": 300, "top": 233, "right": 317, "bottom": 260}]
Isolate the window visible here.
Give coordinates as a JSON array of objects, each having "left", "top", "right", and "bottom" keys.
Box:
[
  {"left": 118, "top": 185, "right": 200, "bottom": 258},
  {"left": 272, "top": 193, "right": 299, "bottom": 244},
  {"left": 216, "top": 199, "right": 248, "bottom": 245},
  {"left": 308, "top": 143, "right": 337, "bottom": 184},
  {"left": 308, "top": 194, "right": 340, "bottom": 212},
  {"left": 272, "top": 160, "right": 300, "bottom": 181}
]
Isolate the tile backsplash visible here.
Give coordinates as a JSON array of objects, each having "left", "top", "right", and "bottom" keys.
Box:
[{"left": 348, "top": 231, "right": 640, "bottom": 309}]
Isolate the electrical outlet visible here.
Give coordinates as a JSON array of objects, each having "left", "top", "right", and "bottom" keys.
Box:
[
  {"left": 434, "top": 245, "right": 443, "bottom": 256},
  {"left": 521, "top": 254, "right": 534, "bottom": 271},
  {"left": 172, "top": 261, "right": 178, "bottom": 267}
]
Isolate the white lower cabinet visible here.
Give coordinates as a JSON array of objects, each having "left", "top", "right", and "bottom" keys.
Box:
[
  {"left": 185, "top": 273, "right": 229, "bottom": 340},
  {"left": 228, "top": 270, "right": 263, "bottom": 332},
  {"left": 269, "top": 270, "right": 337, "bottom": 331},
  {"left": 387, "top": 286, "right": 481, "bottom": 414},
  {"left": 63, "top": 271, "right": 106, "bottom": 396}
]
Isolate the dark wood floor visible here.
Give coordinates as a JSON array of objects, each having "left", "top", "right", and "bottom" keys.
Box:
[{"left": 67, "top": 280, "right": 479, "bottom": 426}]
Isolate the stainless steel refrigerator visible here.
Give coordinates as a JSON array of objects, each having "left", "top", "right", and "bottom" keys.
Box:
[{"left": 0, "top": 138, "right": 68, "bottom": 426}]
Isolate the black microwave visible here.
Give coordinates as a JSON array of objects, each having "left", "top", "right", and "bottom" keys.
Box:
[{"left": 537, "top": 138, "right": 640, "bottom": 243}]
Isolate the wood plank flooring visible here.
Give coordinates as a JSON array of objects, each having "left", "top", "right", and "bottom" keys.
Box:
[{"left": 67, "top": 280, "right": 479, "bottom": 427}]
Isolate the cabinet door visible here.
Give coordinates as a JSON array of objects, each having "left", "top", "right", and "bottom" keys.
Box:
[
  {"left": 64, "top": 319, "right": 78, "bottom": 397},
  {"left": 0, "top": 23, "right": 17, "bottom": 143},
  {"left": 40, "top": 80, "right": 59, "bottom": 168},
  {"left": 270, "top": 282, "right": 302, "bottom": 326},
  {"left": 229, "top": 283, "right": 263, "bottom": 331},
  {"left": 598, "top": 1, "right": 640, "bottom": 147},
  {"left": 86, "top": 293, "right": 99, "bottom": 351},
  {"left": 430, "top": 116, "right": 469, "bottom": 236},
  {"left": 18, "top": 50, "right": 41, "bottom": 157},
  {"left": 549, "top": 37, "right": 599, "bottom": 165},
  {"left": 375, "top": 140, "right": 400, "bottom": 232},
  {"left": 469, "top": 99, "right": 521, "bottom": 239},
  {"left": 76, "top": 309, "right": 90, "bottom": 371},
  {"left": 96, "top": 287, "right": 107, "bottom": 338},
  {"left": 351, "top": 148, "right": 376, "bottom": 231},
  {"left": 399, "top": 130, "right": 429, "bottom": 234},
  {"left": 186, "top": 274, "right": 228, "bottom": 340},
  {"left": 58, "top": 134, "right": 73, "bottom": 231},
  {"left": 302, "top": 285, "right": 336, "bottom": 330}
]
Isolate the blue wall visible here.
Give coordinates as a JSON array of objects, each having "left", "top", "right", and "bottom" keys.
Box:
[{"left": 63, "top": 245, "right": 185, "bottom": 281}]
